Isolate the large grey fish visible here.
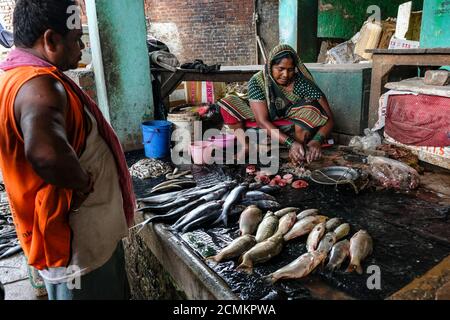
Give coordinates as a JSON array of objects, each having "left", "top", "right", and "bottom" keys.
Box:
[
  {"left": 284, "top": 215, "right": 328, "bottom": 242},
  {"left": 296, "top": 208, "right": 319, "bottom": 220},
  {"left": 306, "top": 222, "right": 326, "bottom": 252},
  {"left": 334, "top": 223, "right": 351, "bottom": 241},
  {"left": 137, "top": 189, "right": 185, "bottom": 204},
  {"left": 325, "top": 218, "right": 343, "bottom": 231},
  {"left": 257, "top": 185, "right": 281, "bottom": 194},
  {"left": 137, "top": 181, "right": 232, "bottom": 204},
  {"left": 326, "top": 239, "right": 350, "bottom": 271},
  {"left": 264, "top": 251, "right": 327, "bottom": 284},
  {"left": 236, "top": 233, "right": 284, "bottom": 274},
  {"left": 274, "top": 212, "right": 297, "bottom": 236},
  {"left": 346, "top": 230, "right": 373, "bottom": 274},
  {"left": 239, "top": 205, "right": 263, "bottom": 236},
  {"left": 317, "top": 232, "right": 337, "bottom": 254},
  {"left": 255, "top": 211, "right": 279, "bottom": 243},
  {"left": 132, "top": 186, "right": 229, "bottom": 231},
  {"left": 206, "top": 235, "right": 256, "bottom": 263},
  {"left": 172, "top": 200, "right": 224, "bottom": 231},
  {"left": 240, "top": 200, "right": 281, "bottom": 211},
  {"left": 181, "top": 205, "right": 247, "bottom": 233},
  {"left": 248, "top": 182, "right": 263, "bottom": 191},
  {"left": 273, "top": 207, "right": 299, "bottom": 218},
  {"left": 214, "top": 182, "right": 249, "bottom": 226},
  {"left": 242, "top": 190, "right": 276, "bottom": 202}
]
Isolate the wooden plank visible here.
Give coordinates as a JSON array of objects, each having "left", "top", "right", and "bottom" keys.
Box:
[
  {"left": 388, "top": 255, "right": 450, "bottom": 300},
  {"left": 367, "top": 48, "right": 450, "bottom": 54}
]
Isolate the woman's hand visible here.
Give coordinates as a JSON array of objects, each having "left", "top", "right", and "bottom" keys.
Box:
[
  {"left": 306, "top": 140, "right": 322, "bottom": 163},
  {"left": 289, "top": 142, "right": 305, "bottom": 165}
]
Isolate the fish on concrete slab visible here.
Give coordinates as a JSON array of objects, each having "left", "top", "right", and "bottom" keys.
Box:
[
  {"left": 306, "top": 222, "right": 326, "bottom": 252},
  {"left": 241, "top": 200, "right": 281, "bottom": 211},
  {"left": 264, "top": 251, "right": 327, "bottom": 284},
  {"left": 296, "top": 208, "right": 319, "bottom": 220},
  {"left": 346, "top": 230, "right": 373, "bottom": 274},
  {"left": 214, "top": 182, "right": 249, "bottom": 227},
  {"left": 236, "top": 233, "right": 284, "bottom": 274},
  {"left": 334, "top": 223, "right": 351, "bottom": 241},
  {"left": 274, "top": 212, "right": 297, "bottom": 236},
  {"left": 206, "top": 235, "right": 256, "bottom": 263},
  {"left": 172, "top": 200, "right": 224, "bottom": 231},
  {"left": 239, "top": 205, "right": 263, "bottom": 236},
  {"left": 326, "top": 239, "right": 350, "bottom": 271},
  {"left": 317, "top": 232, "right": 337, "bottom": 254},
  {"left": 273, "top": 207, "right": 299, "bottom": 218},
  {"left": 242, "top": 190, "right": 276, "bottom": 202},
  {"left": 325, "top": 218, "right": 343, "bottom": 232},
  {"left": 284, "top": 215, "right": 328, "bottom": 242},
  {"left": 255, "top": 211, "right": 279, "bottom": 243}
]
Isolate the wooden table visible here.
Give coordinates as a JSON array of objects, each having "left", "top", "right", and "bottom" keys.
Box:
[
  {"left": 152, "top": 65, "right": 263, "bottom": 102},
  {"left": 367, "top": 48, "right": 450, "bottom": 128}
]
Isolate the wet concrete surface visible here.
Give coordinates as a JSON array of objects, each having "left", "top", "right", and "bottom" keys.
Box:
[{"left": 126, "top": 149, "right": 450, "bottom": 300}]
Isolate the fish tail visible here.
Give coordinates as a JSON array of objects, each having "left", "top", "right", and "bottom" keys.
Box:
[
  {"left": 205, "top": 255, "right": 220, "bottom": 264},
  {"left": 261, "top": 274, "right": 276, "bottom": 285},
  {"left": 346, "top": 261, "right": 362, "bottom": 274},
  {"left": 355, "top": 264, "right": 363, "bottom": 274},
  {"left": 236, "top": 260, "right": 253, "bottom": 274}
]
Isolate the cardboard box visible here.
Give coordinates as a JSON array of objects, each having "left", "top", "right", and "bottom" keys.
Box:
[{"left": 388, "top": 35, "right": 419, "bottom": 49}]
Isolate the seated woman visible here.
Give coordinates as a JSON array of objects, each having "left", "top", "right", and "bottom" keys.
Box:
[{"left": 218, "top": 44, "right": 334, "bottom": 164}]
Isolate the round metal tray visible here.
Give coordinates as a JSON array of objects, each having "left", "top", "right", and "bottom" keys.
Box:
[{"left": 310, "top": 166, "right": 360, "bottom": 185}]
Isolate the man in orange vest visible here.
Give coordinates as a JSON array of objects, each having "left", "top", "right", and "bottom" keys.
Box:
[{"left": 0, "top": 0, "right": 135, "bottom": 299}]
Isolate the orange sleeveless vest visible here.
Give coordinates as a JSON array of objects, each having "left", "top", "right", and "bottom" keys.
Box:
[{"left": 0, "top": 66, "right": 86, "bottom": 269}]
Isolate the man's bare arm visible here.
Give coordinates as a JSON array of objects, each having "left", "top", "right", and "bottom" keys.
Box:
[{"left": 14, "top": 75, "right": 91, "bottom": 191}]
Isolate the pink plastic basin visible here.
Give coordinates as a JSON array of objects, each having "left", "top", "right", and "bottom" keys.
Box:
[
  {"left": 208, "top": 134, "right": 236, "bottom": 148},
  {"left": 189, "top": 141, "right": 213, "bottom": 164}
]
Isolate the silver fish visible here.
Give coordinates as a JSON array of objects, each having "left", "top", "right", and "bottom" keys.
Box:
[
  {"left": 241, "top": 200, "right": 281, "bottom": 211},
  {"left": 255, "top": 211, "right": 279, "bottom": 243},
  {"left": 214, "top": 182, "right": 249, "bottom": 226},
  {"left": 258, "top": 185, "right": 281, "bottom": 194},
  {"left": 326, "top": 239, "right": 350, "bottom": 271},
  {"left": 346, "top": 230, "right": 373, "bottom": 274},
  {"left": 317, "top": 232, "right": 337, "bottom": 254},
  {"left": 306, "top": 222, "right": 326, "bottom": 252},
  {"left": 172, "top": 200, "right": 224, "bottom": 231},
  {"left": 264, "top": 251, "right": 326, "bottom": 284},
  {"left": 206, "top": 235, "right": 256, "bottom": 263},
  {"left": 242, "top": 190, "right": 276, "bottom": 202},
  {"left": 296, "top": 208, "right": 319, "bottom": 220}
]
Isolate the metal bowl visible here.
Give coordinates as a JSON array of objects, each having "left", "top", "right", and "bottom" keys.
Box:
[{"left": 310, "top": 166, "right": 360, "bottom": 185}]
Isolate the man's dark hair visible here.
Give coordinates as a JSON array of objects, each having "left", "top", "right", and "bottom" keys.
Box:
[{"left": 13, "top": 0, "right": 77, "bottom": 48}]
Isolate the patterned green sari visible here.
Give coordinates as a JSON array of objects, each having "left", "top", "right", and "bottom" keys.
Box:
[{"left": 218, "top": 44, "right": 329, "bottom": 132}]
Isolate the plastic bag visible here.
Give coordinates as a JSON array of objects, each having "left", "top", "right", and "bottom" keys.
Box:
[
  {"left": 367, "top": 156, "right": 420, "bottom": 190},
  {"left": 349, "top": 129, "right": 382, "bottom": 150}
]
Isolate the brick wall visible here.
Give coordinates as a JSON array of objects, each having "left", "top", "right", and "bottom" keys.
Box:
[{"left": 145, "top": 0, "right": 258, "bottom": 66}]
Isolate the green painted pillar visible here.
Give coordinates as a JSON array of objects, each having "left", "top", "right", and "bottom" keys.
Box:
[
  {"left": 279, "top": 0, "right": 318, "bottom": 62},
  {"left": 85, "top": 0, "right": 153, "bottom": 151}
]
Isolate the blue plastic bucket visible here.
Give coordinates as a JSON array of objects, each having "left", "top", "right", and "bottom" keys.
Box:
[{"left": 141, "top": 120, "right": 172, "bottom": 159}]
